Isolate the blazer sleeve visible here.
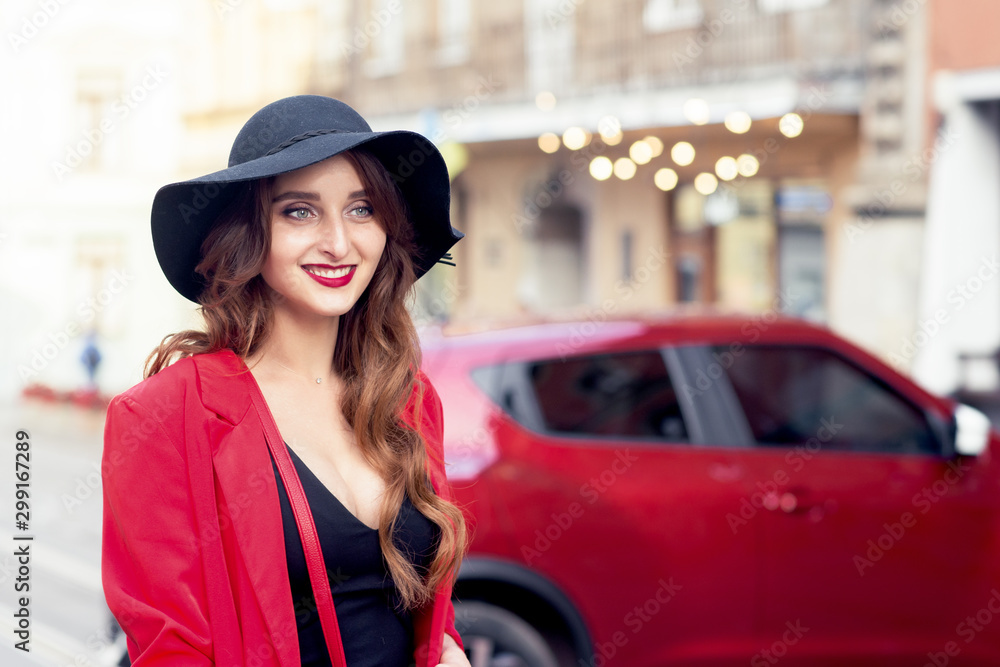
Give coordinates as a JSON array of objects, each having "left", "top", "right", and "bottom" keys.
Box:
[
  {"left": 410, "top": 372, "right": 465, "bottom": 658},
  {"left": 102, "top": 393, "right": 215, "bottom": 665}
]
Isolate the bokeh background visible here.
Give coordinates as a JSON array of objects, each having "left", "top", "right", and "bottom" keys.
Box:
[{"left": 1, "top": 0, "right": 999, "bottom": 664}]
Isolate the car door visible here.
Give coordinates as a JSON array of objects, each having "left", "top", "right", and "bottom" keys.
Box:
[
  {"left": 707, "top": 343, "right": 1000, "bottom": 664},
  {"left": 473, "top": 346, "right": 761, "bottom": 666}
]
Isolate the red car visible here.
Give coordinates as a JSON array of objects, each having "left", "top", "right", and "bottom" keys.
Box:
[{"left": 420, "top": 314, "right": 1000, "bottom": 667}]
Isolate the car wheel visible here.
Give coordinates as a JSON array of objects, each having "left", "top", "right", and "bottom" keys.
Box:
[{"left": 454, "top": 601, "right": 560, "bottom": 667}]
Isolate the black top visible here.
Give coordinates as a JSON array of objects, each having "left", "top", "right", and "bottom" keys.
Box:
[{"left": 271, "top": 445, "right": 439, "bottom": 667}]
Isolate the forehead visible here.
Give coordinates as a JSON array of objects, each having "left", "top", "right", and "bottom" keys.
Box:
[{"left": 272, "top": 154, "right": 363, "bottom": 193}]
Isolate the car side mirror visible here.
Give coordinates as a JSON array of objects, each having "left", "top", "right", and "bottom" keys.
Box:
[{"left": 954, "top": 404, "right": 991, "bottom": 457}]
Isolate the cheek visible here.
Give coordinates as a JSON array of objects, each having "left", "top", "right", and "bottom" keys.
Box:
[
  {"left": 268, "top": 227, "right": 307, "bottom": 263},
  {"left": 362, "top": 227, "right": 388, "bottom": 261},
  {"left": 261, "top": 229, "right": 306, "bottom": 283}
]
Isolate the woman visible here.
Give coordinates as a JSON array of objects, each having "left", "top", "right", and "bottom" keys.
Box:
[{"left": 101, "top": 95, "right": 470, "bottom": 667}]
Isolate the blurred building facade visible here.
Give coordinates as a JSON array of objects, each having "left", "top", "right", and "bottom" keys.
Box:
[
  {"left": 9, "top": 0, "right": 996, "bottom": 398},
  {"left": 912, "top": 0, "right": 1000, "bottom": 396},
  {"left": 1, "top": 0, "right": 327, "bottom": 398},
  {"left": 1, "top": 0, "right": 186, "bottom": 399},
  {"left": 307, "top": 0, "right": 932, "bottom": 360}
]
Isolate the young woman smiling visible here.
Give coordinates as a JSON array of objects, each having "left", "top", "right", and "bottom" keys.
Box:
[{"left": 101, "top": 96, "right": 469, "bottom": 667}]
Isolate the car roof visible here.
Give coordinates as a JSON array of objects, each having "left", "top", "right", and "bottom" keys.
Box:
[
  {"left": 418, "top": 311, "right": 956, "bottom": 419},
  {"left": 420, "top": 311, "right": 834, "bottom": 355}
]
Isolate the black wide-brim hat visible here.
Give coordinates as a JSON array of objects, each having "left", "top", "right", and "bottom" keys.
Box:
[{"left": 151, "top": 95, "right": 463, "bottom": 303}]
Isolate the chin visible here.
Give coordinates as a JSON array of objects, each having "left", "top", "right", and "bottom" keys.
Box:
[
  {"left": 272, "top": 295, "right": 358, "bottom": 320},
  {"left": 312, "top": 302, "right": 358, "bottom": 318}
]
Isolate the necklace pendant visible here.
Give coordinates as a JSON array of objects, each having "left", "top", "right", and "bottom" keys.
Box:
[{"left": 316, "top": 378, "right": 322, "bottom": 384}]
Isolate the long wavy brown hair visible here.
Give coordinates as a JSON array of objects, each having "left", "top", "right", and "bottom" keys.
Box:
[{"left": 145, "top": 149, "right": 467, "bottom": 610}]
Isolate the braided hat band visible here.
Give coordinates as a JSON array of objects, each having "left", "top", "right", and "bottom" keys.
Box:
[{"left": 265, "top": 128, "right": 350, "bottom": 157}]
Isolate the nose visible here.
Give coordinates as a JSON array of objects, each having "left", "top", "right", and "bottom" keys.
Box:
[{"left": 318, "top": 214, "right": 350, "bottom": 259}]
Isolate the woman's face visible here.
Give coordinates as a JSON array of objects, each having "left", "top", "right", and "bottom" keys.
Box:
[{"left": 261, "top": 154, "right": 387, "bottom": 321}]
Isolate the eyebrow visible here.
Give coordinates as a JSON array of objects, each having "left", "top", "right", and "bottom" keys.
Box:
[
  {"left": 272, "top": 191, "right": 318, "bottom": 203},
  {"left": 271, "top": 189, "right": 368, "bottom": 203}
]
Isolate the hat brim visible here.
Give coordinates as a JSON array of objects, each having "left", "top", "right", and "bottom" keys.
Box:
[{"left": 152, "top": 130, "right": 462, "bottom": 303}]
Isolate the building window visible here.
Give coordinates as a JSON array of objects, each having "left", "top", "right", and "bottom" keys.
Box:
[
  {"left": 518, "top": 204, "right": 583, "bottom": 311},
  {"left": 643, "top": 0, "right": 703, "bottom": 32},
  {"left": 74, "top": 69, "right": 122, "bottom": 173},
  {"left": 677, "top": 256, "right": 702, "bottom": 302},
  {"left": 363, "top": 0, "right": 405, "bottom": 78},
  {"left": 525, "top": 0, "right": 574, "bottom": 94},
  {"left": 436, "top": 0, "right": 471, "bottom": 66},
  {"left": 775, "top": 182, "right": 831, "bottom": 322},
  {"left": 757, "top": 0, "right": 829, "bottom": 13},
  {"left": 621, "top": 231, "right": 633, "bottom": 282}
]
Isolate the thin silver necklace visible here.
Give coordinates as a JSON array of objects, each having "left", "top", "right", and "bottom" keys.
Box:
[{"left": 270, "top": 358, "right": 325, "bottom": 384}]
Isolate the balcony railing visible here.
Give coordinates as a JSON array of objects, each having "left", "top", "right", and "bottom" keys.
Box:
[{"left": 317, "top": 0, "right": 870, "bottom": 116}]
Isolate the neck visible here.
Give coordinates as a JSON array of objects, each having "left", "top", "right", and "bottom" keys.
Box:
[{"left": 250, "top": 308, "right": 341, "bottom": 382}]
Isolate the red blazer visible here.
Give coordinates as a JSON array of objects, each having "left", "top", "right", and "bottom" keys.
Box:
[{"left": 102, "top": 349, "right": 461, "bottom": 666}]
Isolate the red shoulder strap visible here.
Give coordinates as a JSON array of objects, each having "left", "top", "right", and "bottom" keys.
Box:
[{"left": 243, "top": 370, "right": 348, "bottom": 667}]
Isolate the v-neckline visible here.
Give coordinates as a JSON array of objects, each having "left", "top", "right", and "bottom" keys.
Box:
[
  {"left": 284, "top": 443, "right": 380, "bottom": 532},
  {"left": 244, "top": 358, "right": 381, "bottom": 533}
]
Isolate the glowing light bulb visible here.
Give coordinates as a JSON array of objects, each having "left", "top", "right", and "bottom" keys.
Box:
[
  {"left": 590, "top": 156, "right": 613, "bottom": 181},
  {"left": 535, "top": 91, "right": 557, "bottom": 111},
  {"left": 630, "top": 140, "right": 654, "bottom": 165},
  {"left": 613, "top": 157, "right": 637, "bottom": 180},
  {"left": 563, "top": 127, "right": 591, "bottom": 150},
  {"left": 671, "top": 141, "right": 696, "bottom": 166},
  {"left": 737, "top": 153, "right": 760, "bottom": 177},
  {"left": 715, "top": 156, "right": 739, "bottom": 181},
  {"left": 779, "top": 113, "right": 804, "bottom": 138},
  {"left": 654, "top": 168, "right": 678, "bottom": 191},
  {"left": 694, "top": 172, "right": 718, "bottom": 195},
  {"left": 598, "top": 116, "right": 623, "bottom": 145},
  {"left": 643, "top": 136, "right": 664, "bottom": 157},
  {"left": 725, "top": 111, "right": 752, "bottom": 134},
  {"left": 684, "top": 98, "right": 711, "bottom": 125},
  {"left": 538, "top": 133, "right": 561, "bottom": 154}
]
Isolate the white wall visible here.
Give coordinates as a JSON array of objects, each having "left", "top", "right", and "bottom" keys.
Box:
[{"left": 913, "top": 90, "right": 1000, "bottom": 394}]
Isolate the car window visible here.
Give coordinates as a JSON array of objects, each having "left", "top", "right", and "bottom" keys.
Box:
[
  {"left": 527, "top": 350, "right": 689, "bottom": 441},
  {"left": 714, "top": 345, "right": 939, "bottom": 455}
]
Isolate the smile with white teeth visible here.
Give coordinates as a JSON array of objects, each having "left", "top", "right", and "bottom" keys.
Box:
[{"left": 305, "top": 265, "right": 353, "bottom": 278}]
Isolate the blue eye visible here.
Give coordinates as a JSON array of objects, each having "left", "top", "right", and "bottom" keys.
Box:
[
  {"left": 284, "top": 206, "right": 312, "bottom": 220},
  {"left": 350, "top": 205, "right": 374, "bottom": 218}
]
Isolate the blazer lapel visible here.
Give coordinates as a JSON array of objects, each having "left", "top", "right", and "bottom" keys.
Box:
[{"left": 195, "top": 351, "right": 300, "bottom": 667}]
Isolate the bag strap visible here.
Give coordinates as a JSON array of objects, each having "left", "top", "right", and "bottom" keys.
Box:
[{"left": 244, "top": 371, "right": 348, "bottom": 667}]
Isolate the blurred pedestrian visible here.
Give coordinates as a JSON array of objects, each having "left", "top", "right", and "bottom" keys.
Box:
[
  {"left": 101, "top": 95, "right": 469, "bottom": 667},
  {"left": 81, "top": 330, "right": 101, "bottom": 388}
]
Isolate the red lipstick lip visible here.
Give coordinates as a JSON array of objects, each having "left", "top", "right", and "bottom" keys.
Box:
[{"left": 302, "top": 265, "right": 356, "bottom": 288}]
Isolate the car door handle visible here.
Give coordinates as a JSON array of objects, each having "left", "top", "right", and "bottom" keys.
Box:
[
  {"left": 708, "top": 462, "right": 745, "bottom": 482},
  {"left": 766, "top": 490, "right": 831, "bottom": 521},
  {"left": 778, "top": 492, "right": 803, "bottom": 513},
  {"left": 763, "top": 491, "right": 815, "bottom": 514}
]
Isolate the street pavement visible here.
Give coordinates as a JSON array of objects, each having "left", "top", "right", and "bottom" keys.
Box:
[{"left": 0, "top": 399, "right": 124, "bottom": 667}]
